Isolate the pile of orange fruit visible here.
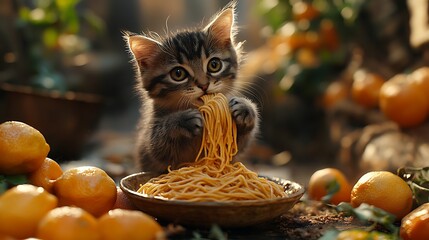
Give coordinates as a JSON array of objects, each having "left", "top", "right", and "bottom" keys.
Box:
[
  {"left": 323, "top": 66, "right": 429, "bottom": 128},
  {"left": 307, "top": 167, "right": 429, "bottom": 240},
  {"left": 0, "top": 121, "right": 165, "bottom": 240}
]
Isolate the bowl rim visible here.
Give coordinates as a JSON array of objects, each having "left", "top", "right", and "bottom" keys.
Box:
[{"left": 120, "top": 171, "right": 305, "bottom": 207}]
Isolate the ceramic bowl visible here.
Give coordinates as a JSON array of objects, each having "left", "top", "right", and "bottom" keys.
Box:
[{"left": 120, "top": 172, "right": 304, "bottom": 228}]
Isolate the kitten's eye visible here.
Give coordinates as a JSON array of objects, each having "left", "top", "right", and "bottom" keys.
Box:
[
  {"left": 170, "top": 67, "right": 188, "bottom": 81},
  {"left": 207, "top": 58, "right": 222, "bottom": 73}
]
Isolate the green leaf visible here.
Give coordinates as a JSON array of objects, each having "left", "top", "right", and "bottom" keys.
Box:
[
  {"left": 0, "top": 181, "right": 6, "bottom": 194},
  {"left": 0, "top": 175, "right": 6, "bottom": 194},
  {"left": 192, "top": 232, "right": 203, "bottom": 240},
  {"left": 43, "top": 28, "right": 59, "bottom": 48},
  {"left": 319, "top": 229, "right": 339, "bottom": 240},
  {"left": 64, "top": 15, "right": 80, "bottom": 34},
  {"left": 336, "top": 202, "right": 398, "bottom": 234},
  {"left": 398, "top": 166, "right": 429, "bottom": 206},
  {"left": 18, "top": 7, "right": 31, "bottom": 21},
  {"left": 0, "top": 174, "right": 28, "bottom": 194},
  {"left": 82, "top": 10, "right": 105, "bottom": 33},
  {"left": 191, "top": 225, "right": 226, "bottom": 240},
  {"left": 36, "top": 0, "right": 54, "bottom": 9},
  {"left": 5, "top": 175, "right": 28, "bottom": 185},
  {"left": 55, "top": 0, "right": 80, "bottom": 11},
  {"left": 321, "top": 179, "right": 340, "bottom": 204},
  {"left": 208, "top": 225, "right": 227, "bottom": 240}
]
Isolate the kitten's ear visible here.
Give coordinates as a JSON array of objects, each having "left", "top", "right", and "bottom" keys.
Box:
[
  {"left": 204, "top": 5, "right": 236, "bottom": 46},
  {"left": 125, "top": 33, "right": 161, "bottom": 67}
]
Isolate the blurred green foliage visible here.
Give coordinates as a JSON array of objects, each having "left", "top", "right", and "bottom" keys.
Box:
[
  {"left": 13, "top": 0, "right": 104, "bottom": 92},
  {"left": 255, "top": 0, "right": 366, "bottom": 101},
  {"left": 258, "top": 0, "right": 365, "bottom": 32}
]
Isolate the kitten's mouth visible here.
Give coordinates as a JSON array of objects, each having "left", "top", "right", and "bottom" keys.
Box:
[
  {"left": 193, "top": 98, "right": 204, "bottom": 107},
  {"left": 194, "top": 92, "right": 212, "bottom": 107}
]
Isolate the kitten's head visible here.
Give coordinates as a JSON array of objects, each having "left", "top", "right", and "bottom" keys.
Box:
[{"left": 125, "top": 4, "right": 242, "bottom": 110}]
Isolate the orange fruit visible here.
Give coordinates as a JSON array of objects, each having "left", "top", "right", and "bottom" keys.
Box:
[
  {"left": 336, "top": 230, "right": 391, "bottom": 240},
  {"left": 400, "top": 202, "right": 429, "bottom": 240},
  {"left": 292, "top": 2, "right": 320, "bottom": 21},
  {"left": 320, "top": 19, "right": 339, "bottom": 51},
  {"left": 296, "top": 47, "right": 319, "bottom": 67},
  {"left": 379, "top": 74, "right": 428, "bottom": 128},
  {"left": 28, "top": 158, "right": 63, "bottom": 193},
  {"left": 351, "top": 171, "right": 413, "bottom": 219},
  {"left": 321, "top": 80, "right": 349, "bottom": 109},
  {"left": 36, "top": 206, "right": 100, "bottom": 240},
  {"left": 98, "top": 209, "right": 164, "bottom": 240},
  {"left": 351, "top": 70, "right": 385, "bottom": 108},
  {"left": 113, "top": 187, "right": 137, "bottom": 210},
  {"left": 0, "top": 184, "right": 58, "bottom": 238},
  {"left": 0, "top": 121, "right": 50, "bottom": 175},
  {"left": 303, "top": 31, "right": 321, "bottom": 50},
  {"left": 0, "top": 233, "right": 16, "bottom": 240},
  {"left": 307, "top": 168, "right": 352, "bottom": 205},
  {"left": 284, "top": 32, "right": 321, "bottom": 52},
  {"left": 53, "top": 166, "right": 117, "bottom": 217},
  {"left": 410, "top": 67, "right": 429, "bottom": 111},
  {"left": 336, "top": 230, "right": 369, "bottom": 240},
  {"left": 285, "top": 33, "right": 307, "bottom": 51}
]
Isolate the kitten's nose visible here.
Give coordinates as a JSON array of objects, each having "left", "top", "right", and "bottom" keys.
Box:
[{"left": 197, "top": 83, "right": 209, "bottom": 92}]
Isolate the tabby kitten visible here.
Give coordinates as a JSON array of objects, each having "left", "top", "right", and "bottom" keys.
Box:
[{"left": 125, "top": 4, "right": 259, "bottom": 174}]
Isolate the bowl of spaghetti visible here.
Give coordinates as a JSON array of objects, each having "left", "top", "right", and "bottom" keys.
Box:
[
  {"left": 120, "top": 172, "right": 304, "bottom": 227},
  {"left": 121, "top": 93, "right": 304, "bottom": 227}
]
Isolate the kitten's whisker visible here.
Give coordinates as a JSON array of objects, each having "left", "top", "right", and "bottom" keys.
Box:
[
  {"left": 164, "top": 16, "right": 171, "bottom": 36},
  {"left": 219, "top": 74, "right": 266, "bottom": 108},
  {"left": 237, "top": 81, "right": 267, "bottom": 108},
  {"left": 177, "top": 96, "right": 188, "bottom": 110},
  {"left": 239, "top": 73, "right": 267, "bottom": 82}
]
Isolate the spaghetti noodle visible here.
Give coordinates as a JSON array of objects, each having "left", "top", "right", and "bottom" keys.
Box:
[{"left": 137, "top": 93, "right": 287, "bottom": 201}]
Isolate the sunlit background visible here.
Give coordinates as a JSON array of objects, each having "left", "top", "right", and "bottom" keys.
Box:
[{"left": 1, "top": 0, "right": 428, "bottom": 184}]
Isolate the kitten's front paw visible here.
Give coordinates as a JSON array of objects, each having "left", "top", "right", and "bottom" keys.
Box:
[
  {"left": 229, "top": 97, "right": 256, "bottom": 131},
  {"left": 178, "top": 109, "right": 203, "bottom": 137}
]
